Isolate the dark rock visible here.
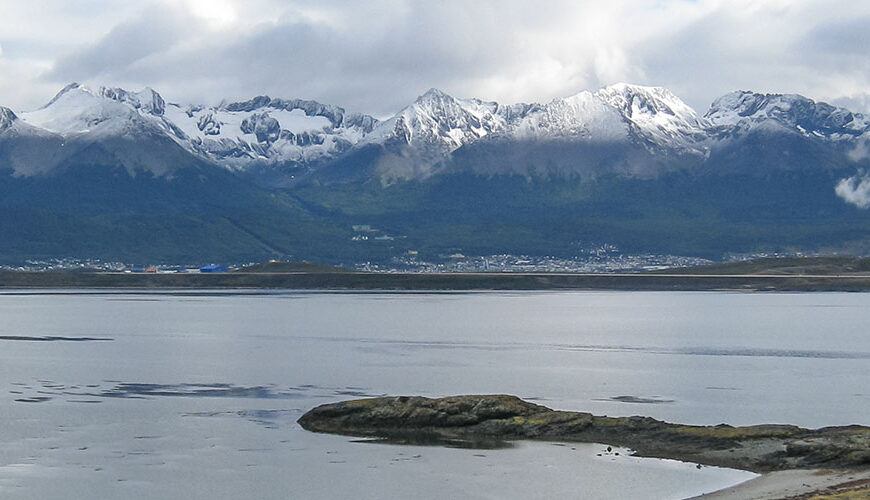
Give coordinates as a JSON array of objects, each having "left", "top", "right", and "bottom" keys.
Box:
[
  {"left": 298, "top": 394, "right": 870, "bottom": 473},
  {"left": 241, "top": 113, "right": 280, "bottom": 144}
]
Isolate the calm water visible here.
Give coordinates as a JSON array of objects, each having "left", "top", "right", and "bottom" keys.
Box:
[{"left": 2, "top": 290, "right": 869, "bottom": 499}]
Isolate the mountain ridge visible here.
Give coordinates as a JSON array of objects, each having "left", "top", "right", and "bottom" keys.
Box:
[
  {"left": 7, "top": 82, "right": 868, "bottom": 180},
  {"left": 2, "top": 82, "right": 870, "bottom": 265}
]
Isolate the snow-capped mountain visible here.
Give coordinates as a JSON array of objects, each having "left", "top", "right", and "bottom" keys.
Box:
[
  {"left": 364, "top": 88, "right": 505, "bottom": 152},
  {"left": 706, "top": 90, "right": 870, "bottom": 141},
  {"left": 0, "top": 106, "right": 68, "bottom": 176},
  {"left": 164, "top": 96, "right": 378, "bottom": 168},
  {"left": 4, "top": 82, "right": 870, "bottom": 265},
  {"left": 594, "top": 83, "right": 711, "bottom": 155},
  {"left": 503, "top": 91, "right": 626, "bottom": 142},
  {"left": 7, "top": 83, "right": 384, "bottom": 176},
  {"left": 364, "top": 83, "right": 711, "bottom": 156},
  {"left": 0, "top": 107, "right": 18, "bottom": 130},
  {"left": 16, "top": 83, "right": 208, "bottom": 177},
  {"left": 21, "top": 83, "right": 182, "bottom": 140},
  {"left": 354, "top": 83, "right": 714, "bottom": 181},
  {"left": 4, "top": 81, "right": 869, "bottom": 180}
]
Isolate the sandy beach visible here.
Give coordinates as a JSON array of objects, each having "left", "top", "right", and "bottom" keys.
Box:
[{"left": 692, "top": 469, "right": 870, "bottom": 499}]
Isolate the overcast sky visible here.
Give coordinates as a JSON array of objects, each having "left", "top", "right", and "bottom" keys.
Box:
[{"left": 0, "top": 0, "right": 868, "bottom": 118}]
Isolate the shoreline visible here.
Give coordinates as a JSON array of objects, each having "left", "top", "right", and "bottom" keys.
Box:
[
  {"left": 693, "top": 469, "right": 870, "bottom": 499},
  {"left": 298, "top": 395, "right": 870, "bottom": 499},
  {"left": 4, "top": 270, "right": 870, "bottom": 291}
]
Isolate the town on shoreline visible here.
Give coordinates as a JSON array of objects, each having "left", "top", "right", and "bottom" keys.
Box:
[{"left": 3, "top": 256, "right": 870, "bottom": 292}]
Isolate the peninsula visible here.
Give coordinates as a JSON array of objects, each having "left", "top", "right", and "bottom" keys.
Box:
[{"left": 299, "top": 395, "right": 870, "bottom": 499}]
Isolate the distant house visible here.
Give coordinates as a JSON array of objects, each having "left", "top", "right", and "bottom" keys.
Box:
[{"left": 200, "top": 264, "right": 228, "bottom": 273}]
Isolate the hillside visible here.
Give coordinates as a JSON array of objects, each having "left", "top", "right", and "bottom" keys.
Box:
[
  {"left": 1, "top": 82, "right": 870, "bottom": 264},
  {"left": 665, "top": 256, "right": 870, "bottom": 276}
]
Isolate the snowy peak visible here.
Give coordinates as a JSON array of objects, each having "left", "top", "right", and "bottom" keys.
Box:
[
  {"left": 100, "top": 86, "right": 166, "bottom": 116},
  {"left": 593, "top": 83, "right": 710, "bottom": 152},
  {"left": 368, "top": 83, "right": 720, "bottom": 162},
  {"left": 507, "top": 91, "right": 626, "bottom": 141},
  {"left": 23, "top": 83, "right": 135, "bottom": 134},
  {"left": 706, "top": 91, "right": 869, "bottom": 140},
  {"left": 0, "top": 104, "right": 67, "bottom": 140},
  {"left": 0, "top": 106, "right": 57, "bottom": 140},
  {"left": 20, "top": 83, "right": 174, "bottom": 138},
  {"left": 405, "top": 87, "right": 504, "bottom": 143},
  {"left": 44, "top": 82, "right": 86, "bottom": 107},
  {"left": 596, "top": 84, "right": 697, "bottom": 120},
  {"left": 0, "top": 107, "right": 18, "bottom": 129},
  {"left": 42, "top": 82, "right": 166, "bottom": 115},
  {"left": 367, "top": 88, "right": 505, "bottom": 153},
  {"left": 474, "top": 83, "right": 710, "bottom": 155},
  {"left": 419, "top": 87, "right": 451, "bottom": 100},
  {"left": 8, "top": 83, "right": 208, "bottom": 178},
  {"left": 18, "top": 82, "right": 383, "bottom": 170},
  {"left": 5, "top": 82, "right": 869, "bottom": 180},
  {"left": 164, "top": 95, "right": 379, "bottom": 167}
]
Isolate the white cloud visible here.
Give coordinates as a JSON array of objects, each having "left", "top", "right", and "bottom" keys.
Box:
[
  {"left": 179, "top": 0, "right": 238, "bottom": 28},
  {"left": 1, "top": 0, "right": 869, "bottom": 116},
  {"left": 849, "top": 139, "right": 870, "bottom": 163},
  {"left": 836, "top": 172, "right": 870, "bottom": 208}
]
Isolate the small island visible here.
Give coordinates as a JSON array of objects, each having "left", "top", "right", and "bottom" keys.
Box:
[{"left": 299, "top": 394, "right": 870, "bottom": 499}]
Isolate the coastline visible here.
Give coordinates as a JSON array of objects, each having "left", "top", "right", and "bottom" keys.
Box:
[
  {"left": 693, "top": 469, "right": 870, "bottom": 499},
  {"left": 3, "top": 270, "right": 870, "bottom": 291},
  {"left": 298, "top": 395, "right": 870, "bottom": 499}
]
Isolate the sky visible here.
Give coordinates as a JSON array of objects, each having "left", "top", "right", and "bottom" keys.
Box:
[{"left": 0, "top": 0, "right": 868, "bottom": 118}]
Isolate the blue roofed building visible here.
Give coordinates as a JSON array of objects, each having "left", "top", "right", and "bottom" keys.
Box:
[{"left": 200, "top": 264, "right": 228, "bottom": 273}]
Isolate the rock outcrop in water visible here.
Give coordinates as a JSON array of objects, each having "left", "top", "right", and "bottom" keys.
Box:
[{"left": 298, "top": 395, "right": 870, "bottom": 473}]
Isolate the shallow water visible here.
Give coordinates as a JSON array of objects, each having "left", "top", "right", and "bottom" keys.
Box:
[{"left": 4, "top": 290, "right": 868, "bottom": 499}]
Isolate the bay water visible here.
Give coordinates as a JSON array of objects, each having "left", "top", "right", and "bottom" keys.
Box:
[{"left": 2, "top": 290, "right": 868, "bottom": 499}]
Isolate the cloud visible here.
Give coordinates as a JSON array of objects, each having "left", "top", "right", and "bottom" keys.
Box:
[
  {"left": 25, "top": 1, "right": 704, "bottom": 114},
  {"left": 45, "top": 7, "right": 199, "bottom": 84},
  {"left": 1, "top": 0, "right": 870, "bottom": 116},
  {"left": 848, "top": 139, "right": 870, "bottom": 163},
  {"left": 836, "top": 172, "right": 870, "bottom": 208},
  {"left": 834, "top": 94, "right": 870, "bottom": 116}
]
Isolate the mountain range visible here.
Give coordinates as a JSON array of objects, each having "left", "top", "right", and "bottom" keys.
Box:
[{"left": 1, "top": 82, "right": 869, "bottom": 264}]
